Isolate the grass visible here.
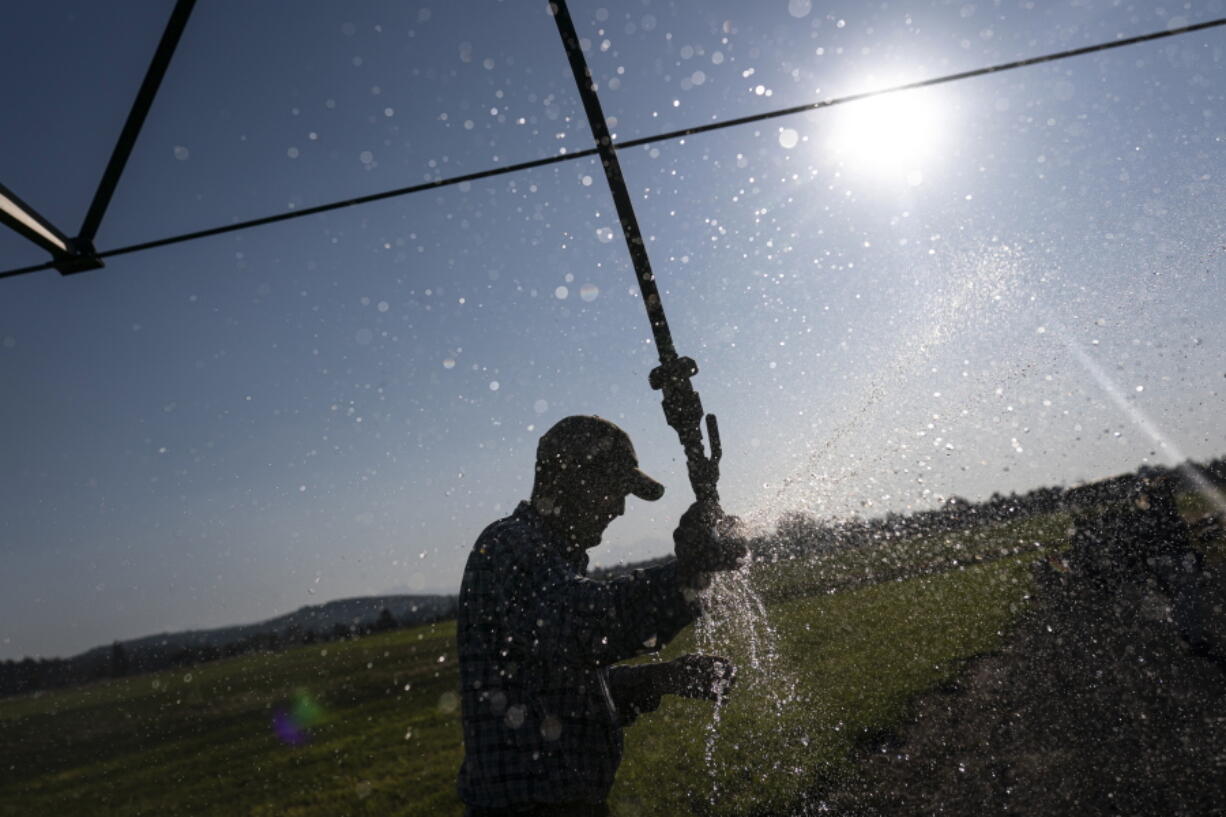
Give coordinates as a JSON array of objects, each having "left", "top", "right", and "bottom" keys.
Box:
[
  {"left": 0, "top": 624, "right": 463, "bottom": 817},
  {"left": 612, "top": 557, "right": 1034, "bottom": 817},
  {"left": 753, "top": 510, "right": 1069, "bottom": 604},
  {"left": 1, "top": 523, "right": 1051, "bottom": 817}
]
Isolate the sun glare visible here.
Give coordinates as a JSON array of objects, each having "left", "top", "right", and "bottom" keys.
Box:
[{"left": 823, "top": 88, "right": 947, "bottom": 184}]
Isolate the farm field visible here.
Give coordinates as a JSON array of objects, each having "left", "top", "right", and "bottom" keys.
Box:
[
  {"left": 4, "top": 5, "right": 1223, "bottom": 815},
  {"left": 2, "top": 531, "right": 1044, "bottom": 817}
]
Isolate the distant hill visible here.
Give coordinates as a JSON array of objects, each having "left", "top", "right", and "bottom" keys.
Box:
[
  {"left": 76, "top": 594, "right": 456, "bottom": 662},
  {"left": 0, "top": 594, "right": 458, "bottom": 698}
]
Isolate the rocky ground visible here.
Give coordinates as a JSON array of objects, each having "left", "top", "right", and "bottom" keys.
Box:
[{"left": 822, "top": 517, "right": 1226, "bottom": 817}]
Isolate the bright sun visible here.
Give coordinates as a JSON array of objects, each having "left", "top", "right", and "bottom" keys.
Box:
[{"left": 822, "top": 88, "right": 946, "bottom": 185}]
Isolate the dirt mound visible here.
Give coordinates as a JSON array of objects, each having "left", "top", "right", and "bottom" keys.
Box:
[{"left": 827, "top": 550, "right": 1226, "bottom": 817}]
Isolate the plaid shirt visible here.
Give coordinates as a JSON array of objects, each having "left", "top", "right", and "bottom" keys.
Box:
[{"left": 456, "top": 501, "right": 697, "bottom": 808}]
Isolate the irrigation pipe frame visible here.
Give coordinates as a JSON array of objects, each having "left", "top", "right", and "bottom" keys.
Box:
[{"left": 2, "top": 15, "right": 1223, "bottom": 282}]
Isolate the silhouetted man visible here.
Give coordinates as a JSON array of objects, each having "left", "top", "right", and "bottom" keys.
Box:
[{"left": 457, "top": 415, "right": 745, "bottom": 816}]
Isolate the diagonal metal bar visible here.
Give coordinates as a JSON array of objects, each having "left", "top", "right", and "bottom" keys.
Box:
[
  {"left": 0, "top": 147, "right": 600, "bottom": 280},
  {"left": 549, "top": 1, "right": 675, "bottom": 361},
  {"left": 0, "top": 180, "right": 72, "bottom": 256},
  {"left": 616, "top": 15, "right": 1226, "bottom": 150},
  {"left": 77, "top": 0, "right": 197, "bottom": 245}
]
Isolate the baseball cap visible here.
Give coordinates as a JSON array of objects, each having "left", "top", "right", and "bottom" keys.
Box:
[{"left": 536, "top": 415, "right": 665, "bottom": 501}]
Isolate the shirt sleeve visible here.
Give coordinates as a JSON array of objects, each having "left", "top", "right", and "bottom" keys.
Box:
[
  {"left": 606, "top": 664, "right": 667, "bottom": 726},
  {"left": 505, "top": 552, "right": 698, "bottom": 669}
]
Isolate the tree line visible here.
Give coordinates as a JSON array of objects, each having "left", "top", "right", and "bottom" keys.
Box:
[{"left": 762, "top": 456, "right": 1226, "bottom": 560}]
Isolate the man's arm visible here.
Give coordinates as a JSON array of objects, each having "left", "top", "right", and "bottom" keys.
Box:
[
  {"left": 606, "top": 664, "right": 665, "bottom": 725},
  {"left": 502, "top": 503, "right": 747, "bottom": 669},
  {"left": 608, "top": 655, "right": 737, "bottom": 725},
  {"left": 505, "top": 555, "right": 698, "bottom": 668}
]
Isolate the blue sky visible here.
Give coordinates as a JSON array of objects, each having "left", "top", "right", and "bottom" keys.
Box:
[{"left": 2, "top": 1, "right": 1224, "bottom": 659}]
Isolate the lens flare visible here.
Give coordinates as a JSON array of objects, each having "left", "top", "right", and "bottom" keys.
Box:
[{"left": 272, "top": 690, "right": 325, "bottom": 745}]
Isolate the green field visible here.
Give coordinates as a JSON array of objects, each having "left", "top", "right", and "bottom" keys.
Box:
[{"left": 2, "top": 532, "right": 1045, "bottom": 817}]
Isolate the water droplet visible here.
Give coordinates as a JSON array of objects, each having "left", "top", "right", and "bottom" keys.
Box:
[{"left": 541, "top": 715, "right": 563, "bottom": 741}]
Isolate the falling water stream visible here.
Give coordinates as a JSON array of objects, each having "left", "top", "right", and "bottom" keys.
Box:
[{"left": 694, "top": 554, "right": 799, "bottom": 800}]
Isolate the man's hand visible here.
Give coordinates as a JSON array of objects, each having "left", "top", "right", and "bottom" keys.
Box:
[
  {"left": 667, "top": 654, "right": 736, "bottom": 701},
  {"left": 674, "top": 501, "right": 748, "bottom": 588}
]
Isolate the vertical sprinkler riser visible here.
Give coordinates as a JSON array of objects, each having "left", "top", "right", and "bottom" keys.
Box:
[{"left": 550, "top": 0, "right": 722, "bottom": 506}]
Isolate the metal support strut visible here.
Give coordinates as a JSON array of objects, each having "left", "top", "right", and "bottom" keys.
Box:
[{"left": 550, "top": 0, "right": 721, "bottom": 505}]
